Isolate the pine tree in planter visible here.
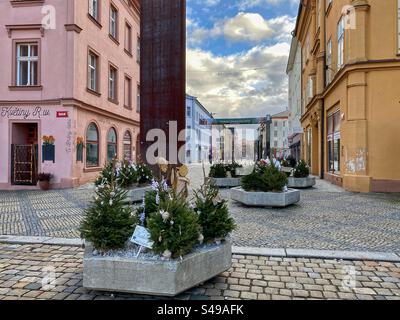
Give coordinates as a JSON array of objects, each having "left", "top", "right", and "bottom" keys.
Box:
[
  {"left": 194, "top": 183, "right": 236, "bottom": 243},
  {"left": 80, "top": 178, "right": 137, "bottom": 252},
  {"left": 147, "top": 191, "right": 200, "bottom": 259}
]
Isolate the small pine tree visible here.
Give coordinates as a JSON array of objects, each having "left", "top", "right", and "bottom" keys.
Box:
[
  {"left": 147, "top": 193, "right": 200, "bottom": 259},
  {"left": 242, "top": 163, "right": 288, "bottom": 192},
  {"left": 293, "top": 160, "right": 310, "bottom": 178},
  {"left": 80, "top": 178, "right": 137, "bottom": 252},
  {"left": 209, "top": 164, "right": 227, "bottom": 178},
  {"left": 194, "top": 183, "right": 236, "bottom": 243}
]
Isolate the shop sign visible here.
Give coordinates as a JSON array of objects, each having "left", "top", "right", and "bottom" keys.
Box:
[
  {"left": 56, "top": 111, "right": 69, "bottom": 118},
  {"left": 1, "top": 106, "right": 50, "bottom": 119}
]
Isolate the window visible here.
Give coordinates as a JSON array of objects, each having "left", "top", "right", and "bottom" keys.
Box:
[
  {"left": 124, "top": 76, "right": 132, "bottom": 108},
  {"left": 306, "top": 127, "right": 312, "bottom": 167},
  {"left": 326, "top": 39, "right": 332, "bottom": 85},
  {"left": 307, "top": 75, "right": 315, "bottom": 101},
  {"left": 125, "top": 23, "right": 132, "bottom": 54},
  {"left": 123, "top": 131, "right": 132, "bottom": 161},
  {"left": 137, "top": 36, "right": 141, "bottom": 63},
  {"left": 109, "top": 4, "right": 118, "bottom": 39},
  {"left": 86, "top": 123, "right": 99, "bottom": 167},
  {"left": 89, "top": 0, "right": 99, "bottom": 21},
  {"left": 136, "top": 85, "right": 140, "bottom": 113},
  {"left": 337, "top": 17, "right": 345, "bottom": 69},
  {"left": 187, "top": 105, "right": 192, "bottom": 117},
  {"left": 108, "top": 65, "right": 117, "bottom": 101},
  {"left": 88, "top": 51, "right": 99, "bottom": 92},
  {"left": 16, "top": 43, "right": 38, "bottom": 86},
  {"left": 327, "top": 110, "right": 341, "bottom": 173},
  {"left": 107, "top": 128, "right": 117, "bottom": 163}
]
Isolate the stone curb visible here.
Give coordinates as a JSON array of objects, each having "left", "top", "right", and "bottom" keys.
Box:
[
  {"left": 1, "top": 236, "right": 399, "bottom": 262},
  {"left": 0, "top": 235, "right": 83, "bottom": 247},
  {"left": 233, "top": 246, "right": 400, "bottom": 263}
]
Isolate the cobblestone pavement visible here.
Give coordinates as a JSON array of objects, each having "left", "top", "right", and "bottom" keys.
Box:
[
  {"left": 0, "top": 243, "right": 399, "bottom": 300},
  {"left": 1, "top": 164, "right": 400, "bottom": 252}
]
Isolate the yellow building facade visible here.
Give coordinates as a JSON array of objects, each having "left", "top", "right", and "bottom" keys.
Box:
[{"left": 295, "top": 0, "right": 400, "bottom": 192}]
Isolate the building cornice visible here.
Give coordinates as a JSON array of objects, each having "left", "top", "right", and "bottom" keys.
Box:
[{"left": 61, "top": 98, "right": 140, "bottom": 126}]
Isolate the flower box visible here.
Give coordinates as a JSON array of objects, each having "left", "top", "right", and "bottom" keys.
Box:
[
  {"left": 42, "top": 144, "right": 55, "bottom": 163},
  {"left": 287, "top": 177, "right": 316, "bottom": 189},
  {"left": 231, "top": 187, "right": 300, "bottom": 208},
  {"left": 83, "top": 239, "right": 232, "bottom": 297},
  {"left": 125, "top": 185, "right": 152, "bottom": 204},
  {"left": 208, "top": 177, "right": 242, "bottom": 188}
]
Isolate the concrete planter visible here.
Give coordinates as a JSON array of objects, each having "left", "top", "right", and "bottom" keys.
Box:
[
  {"left": 231, "top": 187, "right": 300, "bottom": 208},
  {"left": 287, "top": 177, "right": 316, "bottom": 189},
  {"left": 235, "top": 166, "right": 254, "bottom": 177},
  {"left": 125, "top": 185, "right": 152, "bottom": 203},
  {"left": 83, "top": 239, "right": 232, "bottom": 297},
  {"left": 208, "top": 177, "right": 242, "bottom": 188}
]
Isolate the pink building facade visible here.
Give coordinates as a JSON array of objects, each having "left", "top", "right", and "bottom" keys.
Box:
[{"left": 0, "top": 0, "right": 141, "bottom": 189}]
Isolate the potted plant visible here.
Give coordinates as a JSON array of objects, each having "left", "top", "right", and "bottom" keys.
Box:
[
  {"left": 76, "top": 136, "right": 84, "bottom": 162},
  {"left": 287, "top": 160, "right": 316, "bottom": 189},
  {"left": 37, "top": 173, "right": 52, "bottom": 191},
  {"left": 42, "top": 135, "right": 55, "bottom": 163},
  {"left": 81, "top": 163, "right": 234, "bottom": 297},
  {"left": 231, "top": 161, "right": 300, "bottom": 208},
  {"left": 208, "top": 163, "right": 242, "bottom": 188}
]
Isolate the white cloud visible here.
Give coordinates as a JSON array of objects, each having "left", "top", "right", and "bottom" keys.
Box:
[
  {"left": 186, "top": 43, "right": 291, "bottom": 118},
  {"left": 187, "top": 13, "right": 295, "bottom": 45}
]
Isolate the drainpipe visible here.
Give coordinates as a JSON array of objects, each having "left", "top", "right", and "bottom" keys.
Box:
[{"left": 320, "top": 2, "right": 326, "bottom": 180}]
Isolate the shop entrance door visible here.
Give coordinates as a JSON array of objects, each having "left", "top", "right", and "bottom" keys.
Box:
[{"left": 11, "top": 123, "right": 38, "bottom": 185}]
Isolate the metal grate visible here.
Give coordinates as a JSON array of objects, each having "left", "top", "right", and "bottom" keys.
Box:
[{"left": 12, "top": 144, "right": 38, "bottom": 185}]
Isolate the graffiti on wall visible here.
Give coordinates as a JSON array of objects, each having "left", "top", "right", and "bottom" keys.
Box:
[
  {"left": 345, "top": 148, "right": 367, "bottom": 174},
  {"left": 65, "top": 119, "right": 72, "bottom": 154}
]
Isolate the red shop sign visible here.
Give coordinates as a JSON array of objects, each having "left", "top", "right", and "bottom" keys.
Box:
[{"left": 56, "top": 111, "right": 69, "bottom": 118}]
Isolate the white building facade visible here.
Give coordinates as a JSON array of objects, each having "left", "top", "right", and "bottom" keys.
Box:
[
  {"left": 286, "top": 37, "right": 303, "bottom": 162},
  {"left": 270, "top": 111, "right": 290, "bottom": 159},
  {"left": 185, "top": 95, "right": 213, "bottom": 163}
]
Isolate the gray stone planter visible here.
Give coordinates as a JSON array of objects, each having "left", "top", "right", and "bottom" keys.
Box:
[
  {"left": 235, "top": 166, "right": 254, "bottom": 177},
  {"left": 231, "top": 187, "right": 300, "bottom": 208},
  {"left": 208, "top": 177, "right": 242, "bottom": 188},
  {"left": 83, "top": 240, "right": 232, "bottom": 297},
  {"left": 287, "top": 177, "right": 316, "bottom": 189},
  {"left": 125, "top": 185, "right": 152, "bottom": 203}
]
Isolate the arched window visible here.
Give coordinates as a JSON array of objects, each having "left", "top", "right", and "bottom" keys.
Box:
[
  {"left": 123, "top": 131, "right": 132, "bottom": 161},
  {"left": 107, "top": 128, "right": 118, "bottom": 163},
  {"left": 86, "top": 123, "right": 99, "bottom": 167}
]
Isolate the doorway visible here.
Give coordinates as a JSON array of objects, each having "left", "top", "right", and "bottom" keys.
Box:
[{"left": 11, "top": 123, "right": 38, "bottom": 185}]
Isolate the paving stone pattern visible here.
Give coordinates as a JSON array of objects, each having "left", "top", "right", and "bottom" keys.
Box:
[
  {"left": 1, "top": 164, "right": 400, "bottom": 252},
  {"left": 0, "top": 243, "right": 399, "bottom": 300}
]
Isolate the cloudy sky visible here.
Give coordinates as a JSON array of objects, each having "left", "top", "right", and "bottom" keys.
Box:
[{"left": 186, "top": 0, "right": 299, "bottom": 118}]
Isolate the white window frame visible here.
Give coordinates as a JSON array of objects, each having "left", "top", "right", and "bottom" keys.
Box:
[
  {"left": 88, "top": 52, "right": 97, "bottom": 91},
  {"left": 89, "top": 0, "right": 99, "bottom": 20},
  {"left": 109, "top": 66, "right": 116, "bottom": 100},
  {"left": 337, "top": 16, "right": 345, "bottom": 69},
  {"left": 136, "top": 84, "right": 140, "bottom": 113},
  {"left": 137, "top": 36, "right": 141, "bottom": 63},
  {"left": 16, "top": 43, "right": 38, "bottom": 86},
  {"left": 326, "top": 39, "right": 332, "bottom": 85},
  {"left": 110, "top": 5, "right": 117, "bottom": 39}
]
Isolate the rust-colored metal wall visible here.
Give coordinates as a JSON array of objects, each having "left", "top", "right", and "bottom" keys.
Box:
[{"left": 140, "top": 0, "right": 186, "bottom": 164}]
